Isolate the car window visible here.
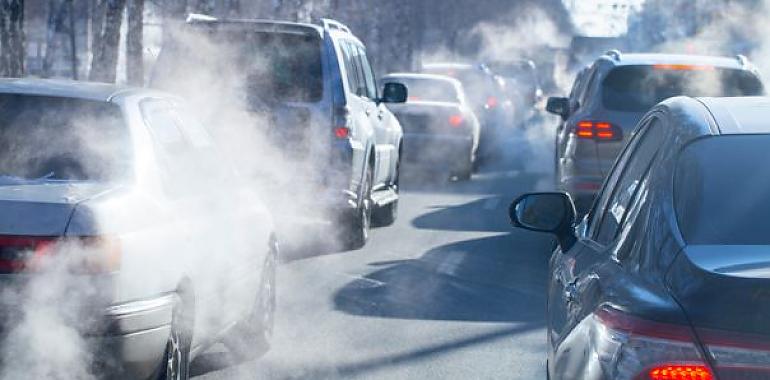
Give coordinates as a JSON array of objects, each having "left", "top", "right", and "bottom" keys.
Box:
[
  {"left": 578, "top": 66, "right": 598, "bottom": 107},
  {"left": 340, "top": 41, "right": 360, "bottom": 96},
  {"left": 586, "top": 117, "right": 656, "bottom": 238},
  {"left": 357, "top": 45, "right": 378, "bottom": 100},
  {"left": 595, "top": 119, "right": 664, "bottom": 244},
  {"left": 344, "top": 41, "right": 368, "bottom": 98}
]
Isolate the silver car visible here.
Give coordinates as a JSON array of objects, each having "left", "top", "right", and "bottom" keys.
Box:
[
  {"left": 382, "top": 73, "right": 481, "bottom": 180},
  {"left": 0, "top": 79, "right": 277, "bottom": 379}
]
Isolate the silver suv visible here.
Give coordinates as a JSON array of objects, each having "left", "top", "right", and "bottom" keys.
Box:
[{"left": 547, "top": 52, "right": 764, "bottom": 211}]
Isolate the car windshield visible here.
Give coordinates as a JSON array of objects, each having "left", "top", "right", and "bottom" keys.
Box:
[
  {"left": 0, "top": 95, "right": 129, "bottom": 182},
  {"left": 675, "top": 135, "right": 770, "bottom": 245},
  {"left": 154, "top": 28, "right": 323, "bottom": 104},
  {"left": 602, "top": 65, "right": 764, "bottom": 112},
  {"left": 386, "top": 77, "right": 460, "bottom": 103}
]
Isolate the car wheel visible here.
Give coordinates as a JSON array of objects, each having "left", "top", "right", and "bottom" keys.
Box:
[
  {"left": 224, "top": 241, "right": 278, "bottom": 361},
  {"left": 341, "top": 166, "right": 372, "bottom": 250},
  {"left": 158, "top": 295, "right": 191, "bottom": 380}
]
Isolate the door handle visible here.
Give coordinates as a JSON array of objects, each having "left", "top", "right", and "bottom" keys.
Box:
[
  {"left": 564, "top": 281, "right": 578, "bottom": 304},
  {"left": 365, "top": 109, "right": 372, "bottom": 116},
  {"left": 378, "top": 110, "right": 384, "bottom": 120}
]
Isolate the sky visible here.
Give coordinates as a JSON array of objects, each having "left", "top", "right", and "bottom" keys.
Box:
[{"left": 563, "top": 0, "right": 646, "bottom": 37}]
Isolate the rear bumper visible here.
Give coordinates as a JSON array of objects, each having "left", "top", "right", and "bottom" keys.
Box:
[
  {"left": 403, "top": 133, "right": 473, "bottom": 168},
  {"left": 90, "top": 295, "right": 174, "bottom": 379}
]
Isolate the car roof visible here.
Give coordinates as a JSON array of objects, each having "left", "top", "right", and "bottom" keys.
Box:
[
  {"left": 186, "top": 16, "right": 324, "bottom": 36},
  {"left": 603, "top": 53, "right": 746, "bottom": 70},
  {"left": 383, "top": 73, "right": 462, "bottom": 85},
  {"left": 0, "top": 78, "right": 167, "bottom": 102},
  {"left": 698, "top": 97, "right": 770, "bottom": 135}
]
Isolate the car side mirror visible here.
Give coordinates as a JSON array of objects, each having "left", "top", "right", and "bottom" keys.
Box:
[
  {"left": 509, "top": 192, "right": 577, "bottom": 250},
  {"left": 381, "top": 82, "right": 408, "bottom": 104},
  {"left": 546, "top": 97, "right": 570, "bottom": 120}
]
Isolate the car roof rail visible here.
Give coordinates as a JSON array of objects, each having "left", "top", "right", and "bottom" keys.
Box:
[
  {"left": 604, "top": 49, "right": 622, "bottom": 61},
  {"left": 736, "top": 54, "right": 749, "bottom": 67},
  {"left": 320, "top": 18, "right": 351, "bottom": 34},
  {"left": 186, "top": 13, "right": 218, "bottom": 23}
]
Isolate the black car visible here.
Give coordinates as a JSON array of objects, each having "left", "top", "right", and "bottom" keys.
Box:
[{"left": 511, "top": 96, "right": 770, "bottom": 380}]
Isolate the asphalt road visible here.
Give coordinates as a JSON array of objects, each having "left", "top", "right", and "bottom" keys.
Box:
[{"left": 192, "top": 126, "right": 556, "bottom": 379}]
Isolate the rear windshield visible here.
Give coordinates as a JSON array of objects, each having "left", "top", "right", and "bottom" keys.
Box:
[
  {"left": 153, "top": 27, "right": 323, "bottom": 104},
  {"left": 0, "top": 95, "right": 129, "bottom": 182},
  {"left": 422, "top": 67, "right": 495, "bottom": 108},
  {"left": 385, "top": 78, "right": 460, "bottom": 103},
  {"left": 602, "top": 65, "right": 764, "bottom": 112},
  {"left": 675, "top": 135, "right": 770, "bottom": 245}
]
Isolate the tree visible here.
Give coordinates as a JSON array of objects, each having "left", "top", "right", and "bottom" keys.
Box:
[
  {"left": 126, "top": 0, "right": 142, "bottom": 85},
  {"left": 89, "top": 0, "right": 125, "bottom": 82},
  {"left": 0, "top": 0, "right": 25, "bottom": 77},
  {"left": 42, "top": 0, "right": 77, "bottom": 78}
]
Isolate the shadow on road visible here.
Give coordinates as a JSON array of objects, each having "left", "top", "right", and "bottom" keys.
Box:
[{"left": 333, "top": 232, "right": 552, "bottom": 322}]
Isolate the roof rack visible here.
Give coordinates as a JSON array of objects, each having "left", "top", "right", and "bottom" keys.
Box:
[
  {"left": 736, "top": 54, "right": 749, "bottom": 67},
  {"left": 320, "top": 18, "right": 351, "bottom": 34},
  {"left": 186, "top": 13, "right": 218, "bottom": 23},
  {"left": 604, "top": 49, "right": 622, "bottom": 61}
]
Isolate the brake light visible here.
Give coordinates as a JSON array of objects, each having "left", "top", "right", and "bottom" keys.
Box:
[
  {"left": 589, "top": 306, "right": 712, "bottom": 380},
  {"left": 648, "top": 364, "right": 713, "bottom": 380},
  {"left": 486, "top": 96, "right": 498, "bottom": 109},
  {"left": 333, "top": 106, "right": 351, "bottom": 139},
  {"left": 334, "top": 126, "right": 350, "bottom": 139},
  {"left": 408, "top": 96, "right": 420, "bottom": 102},
  {"left": 653, "top": 64, "right": 714, "bottom": 71},
  {"left": 449, "top": 114, "right": 464, "bottom": 127},
  {"left": 0, "top": 236, "right": 121, "bottom": 274},
  {"left": 575, "top": 121, "right": 621, "bottom": 141}
]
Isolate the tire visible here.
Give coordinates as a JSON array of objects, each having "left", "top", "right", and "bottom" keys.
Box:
[
  {"left": 224, "top": 242, "right": 278, "bottom": 361},
  {"left": 157, "top": 295, "right": 192, "bottom": 380},
  {"left": 340, "top": 166, "right": 372, "bottom": 250}
]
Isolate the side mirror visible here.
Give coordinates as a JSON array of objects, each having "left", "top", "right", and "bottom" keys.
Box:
[
  {"left": 546, "top": 97, "right": 570, "bottom": 120},
  {"left": 381, "top": 82, "right": 408, "bottom": 104},
  {"left": 509, "top": 192, "right": 577, "bottom": 249}
]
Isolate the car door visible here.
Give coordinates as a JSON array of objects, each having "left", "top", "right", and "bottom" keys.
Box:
[
  {"left": 549, "top": 116, "right": 664, "bottom": 354},
  {"left": 357, "top": 44, "right": 397, "bottom": 186},
  {"left": 340, "top": 40, "right": 376, "bottom": 184}
]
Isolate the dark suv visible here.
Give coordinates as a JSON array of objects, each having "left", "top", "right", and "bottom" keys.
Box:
[
  {"left": 152, "top": 16, "right": 407, "bottom": 249},
  {"left": 547, "top": 52, "right": 764, "bottom": 211}
]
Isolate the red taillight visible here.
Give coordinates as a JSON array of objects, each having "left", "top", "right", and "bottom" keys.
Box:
[
  {"left": 486, "top": 96, "right": 498, "bottom": 109},
  {"left": 575, "top": 121, "right": 621, "bottom": 141},
  {"left": 0, "top": 235, "right": 121, "bottom": 274},
  {"left": 334, "top": 126, "right": 350, "bottom": 139},
  {"left": 449, "top": 114, "right": 464, "bottom": 127},
  {"left": 648, "top": 364, "right": 713, "bottom": 380},
  {"left": 408, "top": 96, "right": 420, "bottom": 102}
]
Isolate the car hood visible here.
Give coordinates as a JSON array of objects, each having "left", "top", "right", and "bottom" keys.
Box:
[
  {"left": 667, "top": 245, "right": 770, "bottom": 336},
  {"left": 0, "top": 181, "right": 117, "bottom": 236}
]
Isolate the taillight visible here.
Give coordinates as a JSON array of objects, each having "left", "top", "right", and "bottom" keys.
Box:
[
  {"left": 698, "top": 328, "right": 770, "bottom": 379},
  {"left": 485, "top": 96, "right": 498, "bottom": 109},
  {"left": 333, "top": 106, "right": 351, "bottom": 139},
  {"left": 0, "top": 235, "right": 121, "bottom": 274},
  {"left": 588, "top": 306, "right": 712, "bottom": 380},
  {"left": 449, "top": 114, "right": 464, "bottom": 128},
  {"left": 575, "top": 121, "right": 622, "bottom": 141},
  {"left": 648, "top": 364, "right": 713, "bottom": 380}
]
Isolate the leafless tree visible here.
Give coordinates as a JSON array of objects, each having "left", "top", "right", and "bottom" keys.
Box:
[
  {"left": 89, "top": 0, "right": 125, "bottom": 82},
  {"left": 126, "top": 0, "right": 143, "bottom": 85},
  {"left": 0, "top": 0, "right": 25, "bottom": 77}
]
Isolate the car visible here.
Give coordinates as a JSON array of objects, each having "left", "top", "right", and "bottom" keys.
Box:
[
  {"left": 510, "top": 95, "right": 770, "bottom": 380},
  {"left": 0, "top": 79, "right": 277, "bottom": 379},
  {"left": 151, "top": 16, "right": 407, "bottom": 249},
  {"left": 547, "top": 52, "right": 764, "bottom": 212},
  {"left": 421, "top": 63, "right": 514, "bottom": 159},
  {"left": 487, "top": 59, "right": 544, "bottom": 126},
  {"left": 381, "top": 73, "right": 481, "bottom": 180}
]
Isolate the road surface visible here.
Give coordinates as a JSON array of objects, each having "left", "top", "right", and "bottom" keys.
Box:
[{"left": 193, "top": 127, "right": 555, "bottom": 379}]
